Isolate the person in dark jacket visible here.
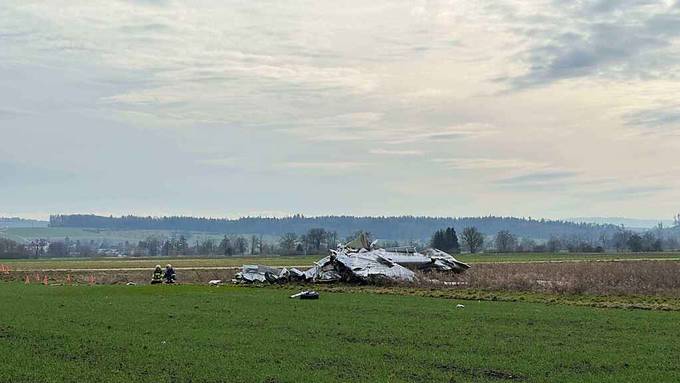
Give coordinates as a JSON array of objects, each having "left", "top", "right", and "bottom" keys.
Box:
[
  {"left": 164, "top": 264, "right": 176, "bottom": 284},
  {"left": 151, "top": 265, "right": 163, "bottom": 284}
]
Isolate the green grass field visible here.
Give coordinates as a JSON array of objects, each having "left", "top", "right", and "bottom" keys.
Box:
[
  {"left": 2, "top": 252, "right": 680, "bottom": 271},
  {"left": 0, "top": 284, "right": 678, "bottom": 382}
]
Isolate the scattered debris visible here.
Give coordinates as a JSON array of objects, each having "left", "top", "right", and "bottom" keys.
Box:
[
  {"left": 430, "top": 280, "right": 468, "bottom": 286},
  {"left": 208, "top": 279, "right": 222, "bottom": 286},
  {"left": 290, "top": 291, "right": 320, "bottom": 299},
  {"left": 456, "top": 304, "right": 465, "bottom": 308},
  {"left": 126, "top": 282, "right": 137, "bottom": 286},
  {"left": 419, "top": 248, "right": 471, "bottom": 273},
  {"left": 234, "top": 265, "right": 291, "bottom": 283},
  {"left": 234, "top": 235, "right": 470, "bottom": 285}
]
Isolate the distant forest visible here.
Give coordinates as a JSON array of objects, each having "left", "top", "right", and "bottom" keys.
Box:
[{"left": 50, "top": 214, "right": 622, "bottom": 241}]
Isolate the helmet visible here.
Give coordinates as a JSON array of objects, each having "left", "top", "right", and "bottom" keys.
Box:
[
  {"left": 155, "top": 265, "right": 161, "bottom": 269},
  {"left": 166, "top": 264, "right": 172, "bottom": 268}
]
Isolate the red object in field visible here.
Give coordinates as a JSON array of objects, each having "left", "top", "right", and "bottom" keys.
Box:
[
  {"left": 42, "top": 275, "right": 48, "bottom": 286},
  {"left": 24, "top": 275, "right": 30, "bottom": 285}
]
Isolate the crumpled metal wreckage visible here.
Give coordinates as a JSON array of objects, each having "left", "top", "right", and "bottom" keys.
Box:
[{"left": 234, "top": 236, "right": 470, "bottom": 284}]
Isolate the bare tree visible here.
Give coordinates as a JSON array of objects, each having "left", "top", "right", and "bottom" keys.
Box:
[
  {"left": 197, "top": 239, "right": 215, "bottom": 255},
  {"left": 250, "top": 235, "right": 259, "bottom": 255},
  {"left": 234, "top": 236, "right": 248, "bottom": 255},
  {"left": 612, "top": 230, "right": 632, "bottom": 252},
  {"left": 461, "top": 227, "right": 484, "bottom": 253},
  {"left": 306, "top": 228, "right": 327, "bottom": 253},
  {"left": 494, "top": 230, "right": 517, "bottom": 253},
  {"left": 326, "top": 231, "right": 339, "bottom": 249},
  {"left": 546, "top": 236, "right": 562, "bottom": 253},
  {"left": 518, "top": 237, "right": 536, "bottom": 252},
  {"left": 47, "top": 242, "right": 68, "bottom": 257},
  {"left": 218, "top": 235, "right": 233, "bottom": 256},
  {"left": 278, "top": 233, "right": 298, "bottom": 255}
]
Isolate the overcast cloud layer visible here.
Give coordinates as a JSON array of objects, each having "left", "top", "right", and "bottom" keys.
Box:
[{"left": 1, "top": 0, "right": 680, "bottom": 220}]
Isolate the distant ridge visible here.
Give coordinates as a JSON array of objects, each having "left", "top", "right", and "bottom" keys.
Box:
[
  {"left": 50, "top": 214, "right": 621, "bottom": 241},
  {"left": 569, "top": 217, "right": 673, "bottom": 229},
  {"left": 0, "top": 217, "right": 49, "bottom": 228}
]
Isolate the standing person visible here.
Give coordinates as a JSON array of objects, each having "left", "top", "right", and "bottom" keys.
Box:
[
  {"left": 164, "top": 264, "right": 176, "bottom": 284},
  {"left": 151, "top": 265, "right": 163, "bottom": 284}
]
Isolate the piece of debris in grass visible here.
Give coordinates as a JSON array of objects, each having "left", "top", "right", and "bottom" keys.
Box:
[
  {"left": 126, "top": 282, "right": 136, "bottom": 286},
  {"left": 208, "top": 280, "right": 222, "bottom": 286},
  {"left": 443, "top": 281, "right": 467, "bottom": 286},
  {"left": 290, "top": 291, "right": 320, "bottom": 300},
  {"left": 456, "top": 304, "right": 465, "bottom": 308}
]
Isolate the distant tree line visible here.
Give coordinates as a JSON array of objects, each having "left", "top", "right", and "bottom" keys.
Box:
[
  {"left": 49, "top": 214, "right": 623, "bottom": 241},
  {"left": 0, "top": 238, "right": 30, "bottom": 258},
  {"left": 482, "top": 226, "right": 676, "bottom": 253},
  {"left": 5, "top": 216, "right": 680, "bottom": 259}
]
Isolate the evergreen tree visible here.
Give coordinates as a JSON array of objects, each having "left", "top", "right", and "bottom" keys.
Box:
[
  {"left": 177, "top": 235, "right": 189, "bottom": 255},
  {"left": 430, "top": 227, "right": 460, "bottom": 253}
]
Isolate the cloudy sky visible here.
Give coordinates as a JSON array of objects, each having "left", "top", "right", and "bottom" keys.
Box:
[{"left": 2, "top": 0, "right": 680, "bottom": 220}]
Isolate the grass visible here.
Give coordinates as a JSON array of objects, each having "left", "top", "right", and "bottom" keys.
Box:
[
  {"left": 306, "top": 285, "right": 680, "bottom": 311},
  {"left": 455, "top": 251, "right": 680, "bottom": 263},
  {"left": 0, "top": 284, "right": 679, "bottom": 382},
  {"left": 433, "top": 260, "right": 680, "bottom": 297},
  {"left": 3, "top": 252, "right": 680, "bottom": 271},
  {"left": 0, "top": 256, "right": 320, "bottom": 271},
  {"left": 0, "top": 227, "right": 280, "bottom": 245}
]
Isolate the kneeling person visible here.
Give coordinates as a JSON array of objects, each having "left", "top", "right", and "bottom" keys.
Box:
[
  {"left": 164, "top": 264, "right": 176, "bottom": 284},
  {"left": 151, "top": 265, "right": 163, "bottom": 284}
]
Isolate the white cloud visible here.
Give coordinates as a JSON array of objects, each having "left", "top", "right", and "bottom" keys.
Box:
[
  {"left": 196, "top": 157, "right": 239, "bottom": 167},
  {"left": 369, "top": 148, "right": 424, "bottom": 156},
  {"left": 282, "top": 161, "right": 365, "bottom": 171},
  {"left": 432, "top": 157, "right": 545, "bottom": 170},
  {"left": 385, "top": 124, "right": 499, "bottom": 145}
]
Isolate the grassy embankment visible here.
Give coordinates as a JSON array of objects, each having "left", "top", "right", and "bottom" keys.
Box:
[{"left": 0, "top": 284, "right": 679, "bottom": 383}]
